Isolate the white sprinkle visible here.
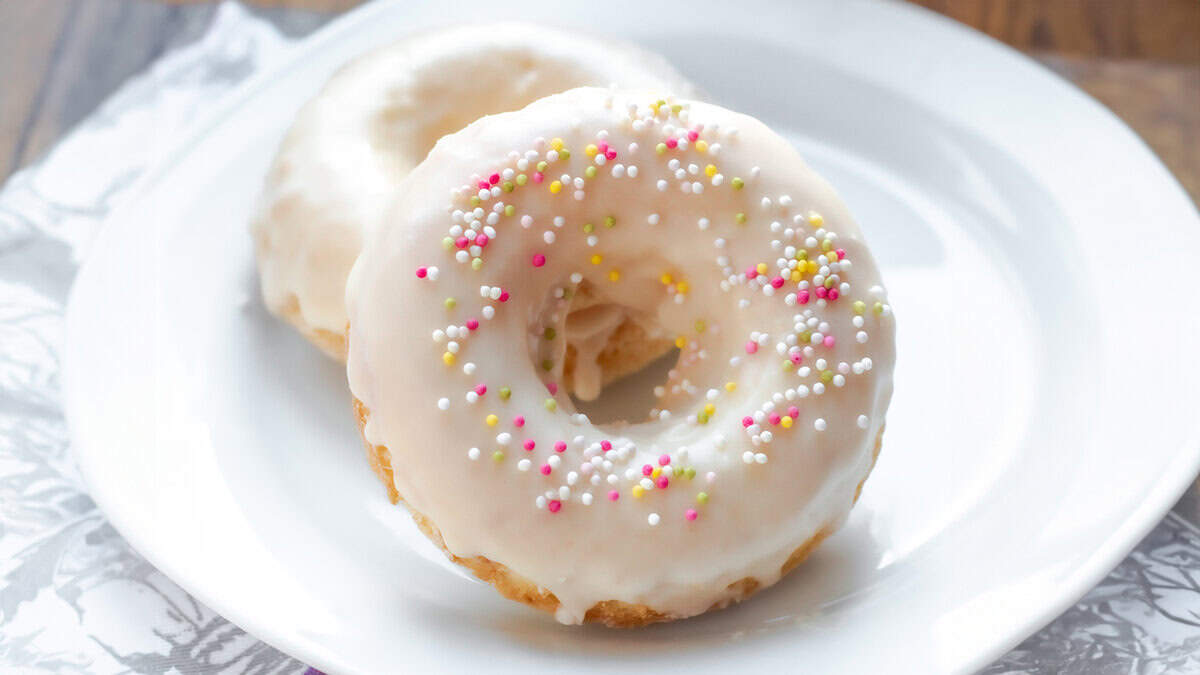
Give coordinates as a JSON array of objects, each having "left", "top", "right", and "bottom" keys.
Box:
[
  {"left": 743, "top": 451, "right": 755, "bottom": 464},
  {"left": 755, "top": 453, "right": 769, "bottom": 464},
  {"left": 463, "top": 362, "right": 476, "bottom": 375},
  {"left": 648, "top": 513, "right": 661, "bottom": 526},
  {"left": 482, "top": 306, "right": 495, "bottom": 319},
  {"left": 814, "top": 418, "right": 827, "bottom": 431},
  {"left": 437, "top": 398, "right": 450, "bottom": 411},
  {"left": 497, "top": 433, "right": 512, "bottom": 445},
  {"left": 582, "top": 493, "right": 594, "bottom": 505},
  {"left": 857, "top": 415, "right": 870, "bottom": 429},
  {"left": 648, "top": 213, "right": 660, "bottom": 225},
  {"left": 656, "top": 179, "right": 668, "bottom": 192},
  {"left": 518, "top": 459, "right": 531, "bottom": 472},
  {"left": 465, "top": 391, "right": 478, "bottom": 403},
  {"left": 627, "top": 165, "right": 639, "bottom": 178},
  {"left": 544, "top": 231, "right": 556, "bottom": 244},
  {"left": 468, "top": 447, "right": 480, "bottom": 460}
]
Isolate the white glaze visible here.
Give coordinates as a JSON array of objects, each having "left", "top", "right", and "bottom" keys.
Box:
[
  {"left": 250, "top": 23, "right": 699, "bottom": 357},
  {"left": 346, "top": 88, "right": 895, "bottom": 623}
]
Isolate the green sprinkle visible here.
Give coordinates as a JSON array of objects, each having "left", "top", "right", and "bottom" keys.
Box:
[
  {"left": 504, "top": 205, "right": 515, "bottom": 216},
  {"left": 544, "top": 398, "right": 557, "bottom": 412},
  {"left": 694, "top": 319, "right": 706, "bottom": 333},
  {"left": 821, "top": 370, "right": 834, "bottom": 383},
  {"left": 444, "top": 297, "right": 457, "bottom": 310},
  {"left": 853, "top": 301, "right": 866, "bottom": 314},
  {"left": 469, "top": 196, "right": 481, "bottom": 206},
  {"left": 782, "top": 360, "right": 794, "bottom": 372},
  {"left": 543, "top": 327, "right": 556, "bottom": 340},
  {"left": 492, "top": 450, "right": 505, "bottom": 462},
  {"left": 442, "top": 236, "right": 454, "bottom": 250},
  {"left": 558, "top": 149, "right": 570, "bottom": 160},
  {"left": 670, "top": 104, "right": 682, "bottom": 113},
  {"left": 735, "top": 212, "right": 746, "bottom": 225},
  {"left": 516, "top": 174, "right": 528, "bottom": 186},
  {"left": 873, "top": 301, "right": 884, "bottom": 315},
  {"left": 502, "top": 181, "right": 514, "bottom": 193},
  {"left": 685, "top": 467, "right": 696, "bottom": 480},
  {"left": 731, "top": 177, "right": 745, "bottom": 190},
  {"left": 604, "top": 216, "right": 616, "bottom": 228},
  {"left": 499, "top": 387, "right": 512, "bottom": 401},
  {"left": 542, "top": 359, "right": 554, "bottom": 371},
  {"left": 656, "top": 143, "right": 667, "bottom": 155},
  {"left": 822, "top": 239, "right": 833, "bottom": 251},
  {"left": 471, "top": 257, "right": 483, "bottom": 271},
  {"left": 536, "top": 161, "right": 548, "bottom": 172},
  {"left": 697, "top": 412, "right": 709, "bottom": 424},
  {"left": 696, "top": 492, "right": 709, "bottom": 504},
  {"left": 585, "top": 166, "right": 597, "bottom": 178},
  {"left": 582, "top": 223, "right": 594, "bottom": 234}
]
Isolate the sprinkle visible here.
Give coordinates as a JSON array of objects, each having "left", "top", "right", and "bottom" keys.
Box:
[
  {"left": 513, "top": 415, "right": 525, "bottom": 427},
  {"left": 444, "top": 297, "right": 457, "bottom": 310},
  {"left": 531, "top": 253, "right": 546, "bottom": 267},
  {"left": 632, "top": 485, "right": 645, "bottom": 499},
  {"left": 732, "top": 177, "right": 745, "bottom": 190},
  {"left": 814, "top": 418, "right": 827, "bottom": 431},
  {"left": 608, "top": 490, "right": 619, "bottom": 501},
  {"left": 499, "top": 387, "right": 511, "bottom": 401},
  {"left": 648, "top": 513, "right": 661, "bottom": 526},
  {"left": 415, "top": 267, "right": 427, "bottom": 278},
  {"left": 540, "top": 464, "right": 552, "bottom": 475},
  {"left": 468, "top": 447, "right": 480, "bottom": 460},
  {"left": 442, "top": 352, "right": 456, "bottom": 366},
  {"left": 544, "top": 398, "right": 557, "bottom": 412},
  {"left": 523, "top": 440, "right": 536, "bottom": 451},
  {"left": 555, "top": 441, "right": 567, "bottom": 453},
  {"left": 492, "top": 450, "right": 505, "bottom": 462},
  {"left": 685, "top": 509, "right": 698, "bottom": 521},
  {"left": 696, "top": 492, "right": 709, "bottom": 504},
  {"left": 548, "top": 499, "right": 562, "bottom": 513},
  {"left": 485, "top": 414, "right": 498, "bottom": 427},
  {"left": 857, "top": 414, "right": 869, "bottom": 429}
]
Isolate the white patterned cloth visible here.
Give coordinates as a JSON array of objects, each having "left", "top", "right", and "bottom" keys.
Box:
[{"left": 0, "top": 3, "right": 1196, "bottom": 672}]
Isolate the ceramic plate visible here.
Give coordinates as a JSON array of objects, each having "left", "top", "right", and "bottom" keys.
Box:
[{"left": 64, "top": 0, "right": 1200, "bottom": 672}]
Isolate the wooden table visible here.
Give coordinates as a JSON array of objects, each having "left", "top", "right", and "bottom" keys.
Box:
[{"left": 2, "top": 0, "right": 1197, "bottom": 205}]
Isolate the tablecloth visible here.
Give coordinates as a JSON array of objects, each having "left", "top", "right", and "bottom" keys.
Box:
[{"left": 1, "top": 3, "right": 1197, "bottom": 672}]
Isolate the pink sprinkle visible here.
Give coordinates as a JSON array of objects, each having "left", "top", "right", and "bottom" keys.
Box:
[
  {"left": 498, "top": 290, "right": 510, "bottom": 302},
  {"left": 466, "top": 319, "right": 479, "bottom": 331},
  {"left": 790, "top": 352, "right": 803, "bottom": 365},
  {"left": 828, "top": 289, "right": 840, "bottom": 301},
  {"left": 597, "top": 142, "right": 609, "bottom": 154},
  {"left": 533, "top": 172, "right": 544, "bottom": 183},
  {"left": 788, "top": 407, "right": 800, "bottom": 418},
  {"left": 455, "top": 237, "right": 469, "bottom": 249},
  {"left": 745, "top": 266, "right": 758, "bottom": 279},
  {"left": 816, "top": 286, "right": 828, "bottom": 299},
  {"left": 656, "top": 476, "right": 669, "bottom": 489},
  {"left": 548, "top": 499, "right": 561, "bottom": 513},
  {"left": 742, "top": 416, "right": 754, "bottom": 428},
  {"left": 513, "top": 415, "right": 525, "bottom": 427},
  {"left": 415, "top": 267, "right": 427, "bottom": 278},
  {"left": 770, "top": 276, "right": 785, "bottom": 289},
  {"left": 477, "top": 180, "right": 489, "bottom": 190},
  {"left": 642, "top": 464, "right": 654, "bottom": 476},
  {"left": 665, "top": 137, "right": 678, "bottom": 149},
  {"left": 475, "top": 234, "right": 489, "bottom": 247},
  {"left": 769, "top": 413, "right": 781, "bottom": 426},
  {"left": 605, "top": 149, "right": 616, "bottom": 160},
  {"left": 823, "top": 336, "right": 836, "bottom": 348},
  {"left": 474, "top": 384, "right": 487, "bottom": 396},
  {"left": 797, "top": 290, "right": 811, "bottom": 304},
  {"left": 685, "top": 508, "right": 698, "bottom": 521},
  {"left": 546, "top": 382, "right": 558, "bottom": 395},
  {"left": 835, "top": 248, "right": 846, "bottom": 260},
  {"left": 489, "top": 173, "right": 500, "bottom": 185},
  {"left": 600, "top": 440, "right": 612, "bottom": 451},
  {"left": 608, "top": 490, "right": 619, "bottom": 502},
  {"left": 687, "top": 130, "right": 699, "bottom": 142},
  {"left": 658, "top": 454, "right": 671, "bottom": 466},
  {"left": 523, "top": 439, "right": 536, "bottom": 451},
  {"left": 540, "top": 464, "right": 552, "bottom": 475},
  {"left": 554, "top": 441, "right": 567, "bottom": 453},
  {"left": 531, "top": 253, "right": 546, "bottom": 267},
  {"left": 745, "top": 341, "right": 758, "bottom": 354}
]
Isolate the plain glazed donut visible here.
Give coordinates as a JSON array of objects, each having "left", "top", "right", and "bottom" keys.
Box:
[
  {"left": 250, "top": 23, "right": 698, "bottom": 362},
  {"left": 346, "top": 88, "right": 896, "bottom": 625}
]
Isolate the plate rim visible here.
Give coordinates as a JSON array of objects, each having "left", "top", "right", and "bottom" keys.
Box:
[{"left": 63, "top": 1, "right": 1200, "bottom": 673}]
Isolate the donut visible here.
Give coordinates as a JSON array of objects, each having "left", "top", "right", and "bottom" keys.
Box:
[
  {"left": 250, "top": 23, "right": 699, "bottom": 363},
  {"left": 345, "top": 88, "right": 896, "bottom": 625}
]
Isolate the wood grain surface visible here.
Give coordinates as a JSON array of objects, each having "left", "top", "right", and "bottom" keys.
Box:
[{"left": 1, "top": 0, "right": 1197, "bottom": 203}]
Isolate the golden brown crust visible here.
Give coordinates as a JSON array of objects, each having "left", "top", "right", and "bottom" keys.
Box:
[
  {"left": 275, "top": 293, "right": 348, "bottom": 361},
  {"left": 354, "top": 399, "right": 884, "bottom": 626}
]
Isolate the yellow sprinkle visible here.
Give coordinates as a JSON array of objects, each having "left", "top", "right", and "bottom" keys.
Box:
[
  {"left": 442, "top": 352, "right": 455, "bottom": 366},
  {"left": 655, "top": 143, "right": 667, "bottom": 155},
  {"left": 590, "top": 254, "right": 603, "bottom": 265},
  {"left": 807, "top": 261, "right": 820, "bottom": 274},
  {"left": 704, "top": 164, "right": 717, "bottom": 177},
  {"left": 781, "top": 416, "right": 793, "bottom": 428},
  {"left": 756, "top": 263, "right": 768, "bottom": 275},
  {"left": 790, "top": 270, "right": 802, "bottom": 282},
  {"left": 675, "top": 281, "right": 689, "bottom": 294},
  {"left": 696, "top": 492, "right": 709, "bottom": 504},
  {"left": 660, "top": 273, "right": 673, "bottom": 285},
  {"left": 853, "top": 301, "right": 866, "bottom": 314},
  {"left": 725, "top": 381, "right": 737, "bottom": 392},
  {"left": 808, "top": 213, "right": 824, "bottom": 227},
  {"left": 585, "top": 144, "right": 598, "bottom": 157},
  {"left": 549, "top": 181, "right": 562, "bottom": 194},
  {"left": 675, "top": 335, "right": 688, "bottom": 349},
  {"left": 632, "top": 485, "right": 645, "bottom": 498},
  {"left": 735, "top": 212, "right": 746, "bottom": 225},
  {"left": 703, "top": 403, "right": 715, "bottom": 415},
  {"left": 550, "top": 138, "right": 564, "bottom": 151},
  {"left": 652, "top": 467, "right": 662, "bottom": 479},
  {"left": 585, "top": 166, "right": 597, "bottom": 178},
  {"left": 608, "top": 269, "right": 621, "bottom": 282},
  {"left": 485, "top": 414, "right": 498, "bottom": 427},
  {"left": 696, "top": 140, "right": 709, "bottom": 153},
  {"left": 694, "top": 319, "right": 706, "bottom": 333}
]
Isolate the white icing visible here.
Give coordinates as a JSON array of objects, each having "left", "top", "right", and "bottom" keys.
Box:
[
  {"left": 346, "top": 88, "right": 896, "bottom": 623},
  {"left": 250, "top": 23, "right": 699, "bottom": 357}
]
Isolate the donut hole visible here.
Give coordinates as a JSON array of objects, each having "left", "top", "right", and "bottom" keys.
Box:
[{"left": 569, "top": 346, "right": 680, "bottom": 425}]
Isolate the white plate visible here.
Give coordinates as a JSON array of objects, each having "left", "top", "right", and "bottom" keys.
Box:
[{"left": 64, "top": 0, "right": 1200, "bottom": 672}]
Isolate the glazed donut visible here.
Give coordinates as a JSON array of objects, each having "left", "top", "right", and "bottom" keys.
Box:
[
  {"left": 251, "top": 23, "right": 698, "bottom": 362},
  {"left": 346, "top": 88, "right": 896, "bottom": 625}
]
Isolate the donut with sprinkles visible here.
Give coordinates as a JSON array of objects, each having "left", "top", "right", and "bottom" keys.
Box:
[{"left": 346, "top": 87, "right": 896, "bottom": 626}]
